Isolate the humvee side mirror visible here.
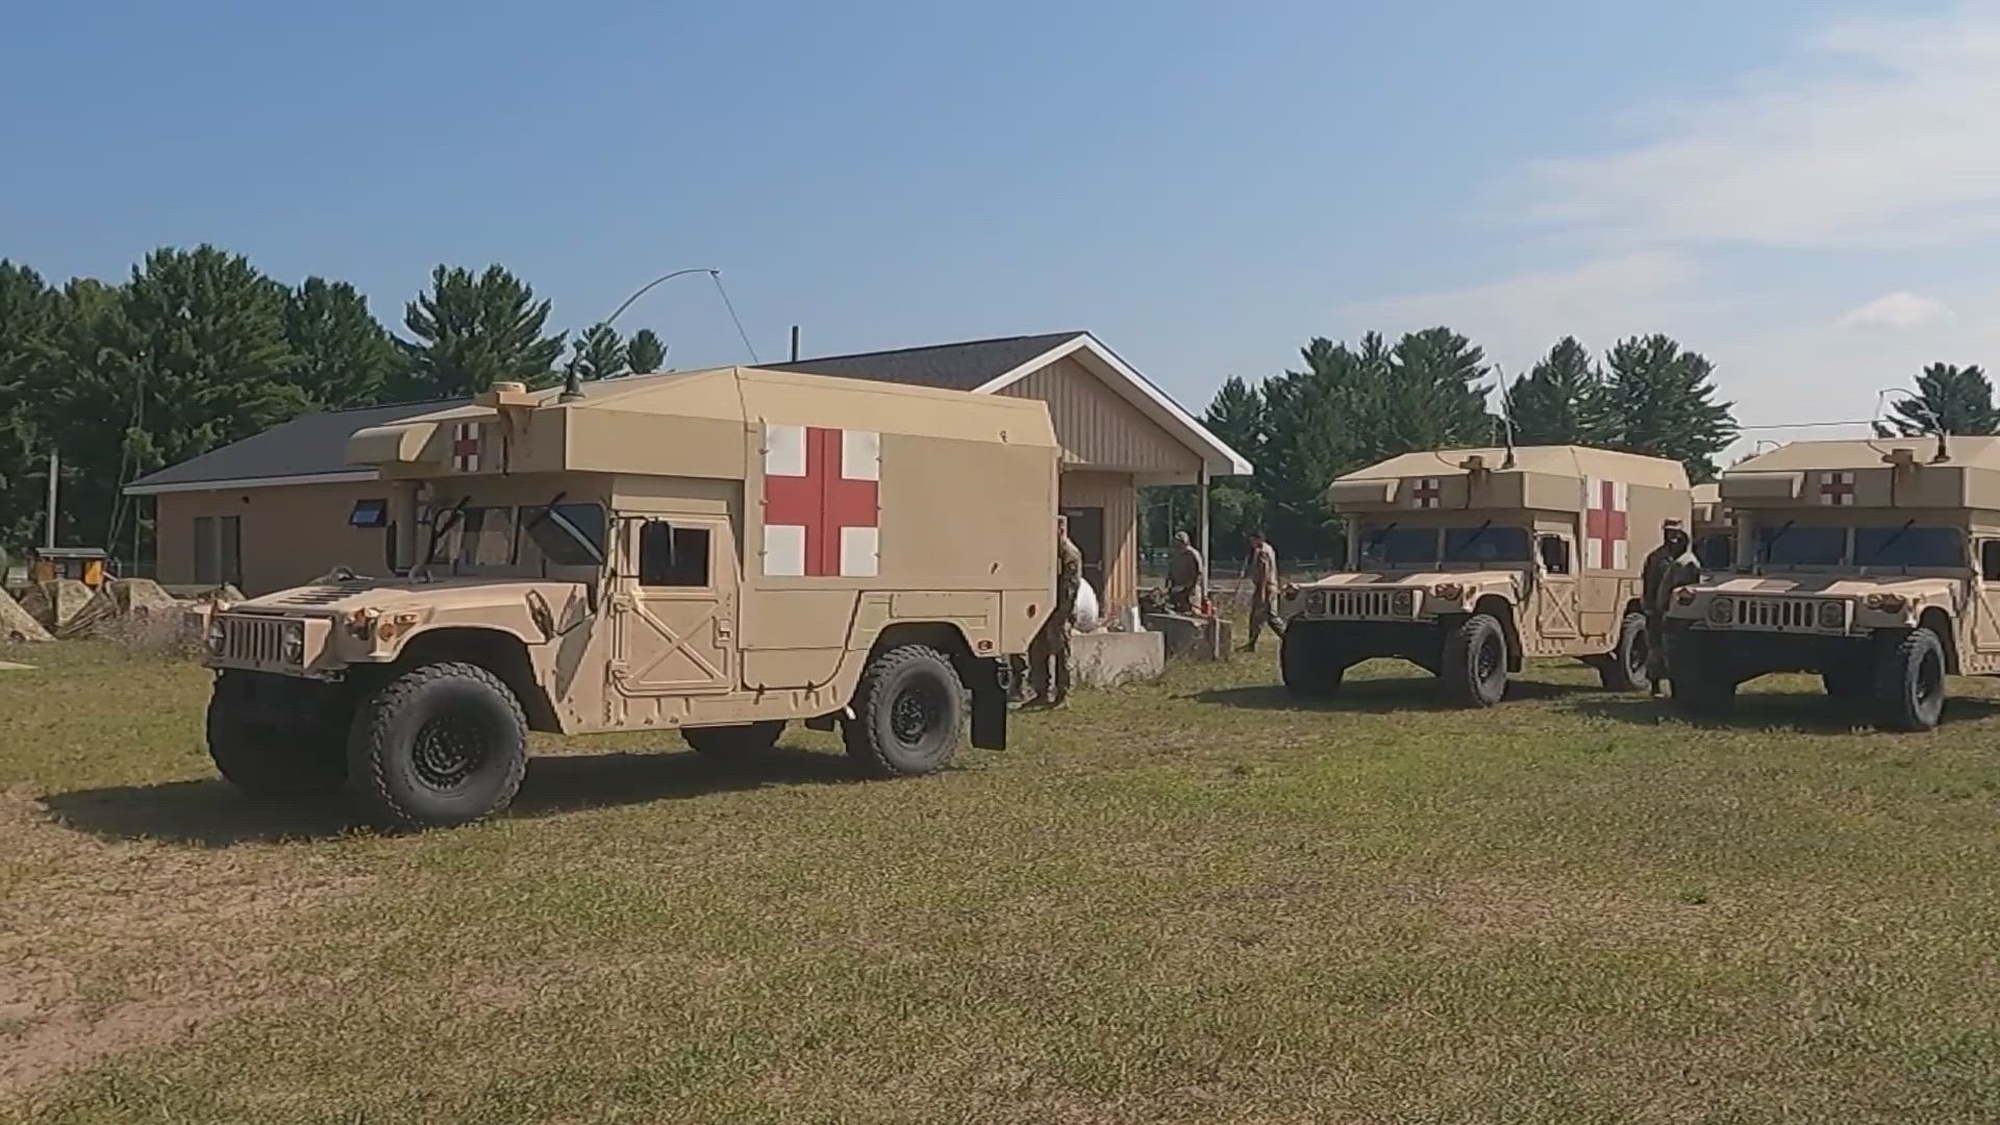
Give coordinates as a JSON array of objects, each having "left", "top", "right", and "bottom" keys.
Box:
[{"left": 1981, "top": 540, "right": 2000, "bottom": 582}]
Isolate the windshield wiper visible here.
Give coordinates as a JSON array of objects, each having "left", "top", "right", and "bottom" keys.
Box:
[
  {"left": 1866, "top": 519, "right": 1918, "bottom": 563},
  {"left": 1452, "top": 520, "right": 1495, "bottom": 557},
  {"left": 1757, "top": 519, "right": 1796, "bottom": 563},
  {"left": 418, "top": 496, "right": 472, "bottom": 575}
]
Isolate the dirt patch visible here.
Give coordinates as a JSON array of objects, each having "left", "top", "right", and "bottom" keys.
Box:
[{"left": 0, "top": 785, "right": 375, "bottom": 1095}]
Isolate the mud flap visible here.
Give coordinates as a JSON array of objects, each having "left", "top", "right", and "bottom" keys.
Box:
[{"left": 970, "top": 658, "right": 1007, "bottom": 750}]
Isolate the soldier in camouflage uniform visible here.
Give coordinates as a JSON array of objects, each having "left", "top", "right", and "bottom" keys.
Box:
[
  {"left": 1027, "top": 515, "right": 1085, "bottom": 708},
  {"left": 1240, "top": 530, "right": 1286, "bottom": 652},
  {"left": 1640, "top": 518, "right": 1700, "bottom": 696}
]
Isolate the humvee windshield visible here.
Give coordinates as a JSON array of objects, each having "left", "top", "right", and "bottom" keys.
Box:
[
  {"left": 426, "top": 498, "right": 607, "bottom": 574},
  {"left": 1358, "top": 523, "right": 1532, "bottom": 567},
  {"left": 1753, "top": 521, "right": 1963, "bottom": 568}
]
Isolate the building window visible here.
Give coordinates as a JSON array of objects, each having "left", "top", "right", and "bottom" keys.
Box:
[
  {"left": 193, "top": 515, "right": 243, "bottom": 587},
  {"left": 639, "top": 522, "right": 711, "bottom": 587}
]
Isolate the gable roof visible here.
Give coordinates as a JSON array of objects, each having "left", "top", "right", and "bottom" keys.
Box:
[
  {"left": 123, "top": 399, "right": 465, "bottom": 495},
  {"left": 126, "top": 331, "right": 1253, "bottom": 495}
]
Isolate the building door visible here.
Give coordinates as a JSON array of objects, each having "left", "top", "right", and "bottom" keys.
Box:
[
  {"left": 1060, "top": 505, "right": 1106, "bottom": 603},
  {"left": 193, "top": 515, "right": 243, "bottom": 587},
  {"left": 610, "top": 515, "right": 737, "bottom": 696}
]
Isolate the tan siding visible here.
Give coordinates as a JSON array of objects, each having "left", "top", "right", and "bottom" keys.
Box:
[
  {"left": 156, "top": 480, "right": 391, "bottom": 595},
  {"left": 1000, "top": 357, "right": 1202, "bottom": 475},
  {"left": 1059, "top": 470, "right": 1138, "bottom": 616}
]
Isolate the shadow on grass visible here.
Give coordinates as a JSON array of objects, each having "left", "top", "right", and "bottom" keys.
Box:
[
  {"left": 1565, "top": 691, "right": 2000, "bottom": 733},
  {"left": 1188, "top": 675, "right": 1598, "bottom": 713},
  {"left": 42, "top": 743, "right": 865, "bottom": 848}
]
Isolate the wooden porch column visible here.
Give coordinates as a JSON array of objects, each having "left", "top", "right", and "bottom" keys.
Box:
[{"left": 1196, "top": 464, "right": 1211, "bottom": 584}]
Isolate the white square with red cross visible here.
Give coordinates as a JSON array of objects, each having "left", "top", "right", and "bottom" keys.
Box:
[{"left": 1584, "top": 477, "right": 1630, "bottom": 571}]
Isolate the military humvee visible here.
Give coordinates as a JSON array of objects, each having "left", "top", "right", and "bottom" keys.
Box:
[
  {"left": 1690, "top": 483, "right": 1735, "bottom": 572},
  {"left": 197, "top": 367, "right": 1061, "bottom": 829},
  {"left": 1277, "top": 445, "right": 1693, "bottom": 705},
  {"left": 1662, "top": 436, "right": 2000, "bottom": 731}
]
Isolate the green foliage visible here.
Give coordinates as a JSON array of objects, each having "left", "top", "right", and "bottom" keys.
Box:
[
  {"left": 1598, "top": 334, "right": 1738, "bottom": 481},
  {"left": 1890, "top": 363, "right": 1999, "bottom": 436},
  {"left": 0, "top": 261, "right": 60, "bottom": 548},
  {"left": 1506, "top": 336, "right": 1610, "bottom": 446},
  {"left": 397, "top": 264, "right": 566, "bottom": 399},
  {"left": 625, "top": 328, "right": 667, "bottom": 375},
  {"left": 286, "top": 277, "right": 404, "bottom": 408},
  {"left": 568, "top": 322, "right": 629, "bottom": 381}
]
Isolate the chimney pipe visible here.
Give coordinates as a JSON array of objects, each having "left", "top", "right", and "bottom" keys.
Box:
[{"left": 790, "top": 325, "right": 800, "bottom": 363}]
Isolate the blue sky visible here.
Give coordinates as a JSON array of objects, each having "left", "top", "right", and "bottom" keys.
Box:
[{"left": 2, "top": 0, "right": 1987, "bottom": 460}]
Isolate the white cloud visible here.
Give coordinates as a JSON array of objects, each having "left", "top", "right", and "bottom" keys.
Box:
[
  {"left": 1516, "top": 3, "right": 2000, "bottom": 250},
  {"left": 1834, "top": 291, "right": 1955, "bottom": 332}
]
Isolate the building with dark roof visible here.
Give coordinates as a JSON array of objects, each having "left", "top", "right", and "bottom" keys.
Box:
[{"left": 126, "top": 331, "right": 1250, "bottom": 603}]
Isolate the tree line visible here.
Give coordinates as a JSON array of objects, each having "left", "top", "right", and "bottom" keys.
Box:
[
  {"left": 0, "top": 246, "right": 668, "bottom": 557},
  {"left": 4, "top": 243, "right": 1997, "bottom": 569},
  {"left": 1166, "top": 331, "right": 2000, "bottom": 561}
]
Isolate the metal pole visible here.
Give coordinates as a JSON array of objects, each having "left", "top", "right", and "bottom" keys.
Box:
[
  {"left": 1196, "top": 465, "right": 1210, "bottom": 583},
  {"left": 44, "top": 448, "right": 57, "bottom": 549},
  {"left": 790, "top": 325, "right": 800, "bottom": 362}
]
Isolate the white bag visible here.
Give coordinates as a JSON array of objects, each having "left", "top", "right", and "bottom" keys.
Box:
[{"left": 1072, "top": 579, "right": 1101, "bottom": 632}]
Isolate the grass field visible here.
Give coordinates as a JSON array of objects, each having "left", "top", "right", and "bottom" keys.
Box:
[{"left": 4, "top": 639, "right": 2000, "bottom": 1124}]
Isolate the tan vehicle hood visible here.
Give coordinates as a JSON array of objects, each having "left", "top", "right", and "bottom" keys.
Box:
[
  {"left": 1696, "top": 573, "right": 1962, "bottom": 599},
  {"left": 232, "top": 576, "right": 588, "bottom": 617},
  {"left": 1306, "top": 570, "right": 1522, "bottom": 591}
]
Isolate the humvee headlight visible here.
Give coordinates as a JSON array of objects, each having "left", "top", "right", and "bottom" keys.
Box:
[
  {"left": 281, "top": 621, "right": 305, "bottom": 665},
  {"left": 1707, "top": 596, "right": 1735, "bottom": 625},
  {"left": 1307, "top": 590, "right": 1327, "bottom": 614},
  {"left": 1817, "top": 600, "right": 1847, "bottom": 629},
  {"left": 1865, "top": 592, "right": 1908, "bottom": 613},
  {"left": 1431, "top": 582, "right": 1464, "bottom": 600},
  {"left": 205, "top": 617, "right": 226, "bottom": 653},
  {"left": 1392, "top": 589, "right": 1417, "bottom": 615}
]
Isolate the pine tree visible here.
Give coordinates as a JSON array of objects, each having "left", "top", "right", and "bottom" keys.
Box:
[
  {"left": 1889, "top": 363, "right": 1999, "bottom": 436},
  {"left": 1599, "top": 334, "right": 1738, "bottom": 481},
  {"left": 397, "top": 265, "right": 566, "bottom": 399},
  {"left": 568, "top": 322, "right": 628, "bottom": 381},
  {"left": 286, "top": 277, "right": 404, "bottom": 407},
  {"left": 1505, "top": 336, "right": 1610, "bottom": 446},
  {"left": 625, "top": 328, "right": 667, "bottom": 375},
  {"left": 1382, "top": 326, "right": 1495, "bottom": 454},
  {"left": 0, "top": 261, "right": 61, "bottom": 550}
]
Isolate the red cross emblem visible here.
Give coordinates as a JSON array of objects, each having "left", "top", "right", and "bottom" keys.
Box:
[
  {"left": 762, "top": 424, "right": 880, "bottom": 577},
  {"left": 1818, "top": 471, "right": 1855, "bottom": 506},
  {"left": 1410, "top": 477, "right": 1441, "bottom": 508},
  {"left": 1584, "top": 477, "right": 1629, "bottom": 570},
  {"left": 451, "top": 421, "right": 481, "bottom": 473}
]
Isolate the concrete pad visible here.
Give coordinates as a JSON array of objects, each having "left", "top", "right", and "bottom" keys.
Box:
[{"left": 1071, "top": 630, "right": 1165, "bottom": 689}]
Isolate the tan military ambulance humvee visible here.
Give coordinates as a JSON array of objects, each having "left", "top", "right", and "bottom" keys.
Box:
[
  {"left": 1690, "top": 482, "right": 1735, "bottom": 573},
  {"left": 197, "top": 367, "right": 1060, "bottom": 829},
  {"left": 1277, "top": 445, "right": 1692, "bottom": 706},
  {"left": 1662, "top": 436, "right": 2000, "bottom": 731}
]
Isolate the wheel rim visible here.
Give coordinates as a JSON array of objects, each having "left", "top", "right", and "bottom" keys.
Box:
[
  {"left": 1477, "top": 633, "right": 1502, "bottom": 683},
  {"left": 1917, "top": 648, "right": 1945, "bottom": 711},
  {"left": 890, "top": 680, "right": 943, "bottom": 747},
  {"left": 411, "top": 714, "right": 489, "bottom": 790}
]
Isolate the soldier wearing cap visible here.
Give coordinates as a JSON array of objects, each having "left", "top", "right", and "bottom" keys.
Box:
[
  {"left": 1166, "top": 530, "right": 1206, "bottom": 615},
  {"left": 1641, "top": 517, "right": 1701, "bottom": 695}
]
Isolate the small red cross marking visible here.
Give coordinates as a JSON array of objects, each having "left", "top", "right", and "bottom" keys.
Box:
[
  {"left": 1819, "top": 472, "right": 1855, "bottom": 505},
  {"left": 1412, "top": 478, "right": 1441, "bottom": 507},
  {"left": 451, "top": 422, "right": 480, "bottom": 472}
]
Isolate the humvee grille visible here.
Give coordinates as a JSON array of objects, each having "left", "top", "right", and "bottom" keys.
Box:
[
  {"left": 1328, "top": 589, "right": 1398, "bottom": 618},
  {"left": 221, "top": 616, "right": 286, "bottom": 664},
  {"left": 1737, "top": 597, "right": 1818, "bottom": 631}
]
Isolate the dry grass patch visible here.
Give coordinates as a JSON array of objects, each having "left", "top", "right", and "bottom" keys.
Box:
[{"left": 3, "top": 641, "right": 2000, "bottom": 1122}]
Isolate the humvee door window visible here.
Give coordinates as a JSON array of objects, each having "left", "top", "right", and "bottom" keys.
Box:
[
  {"left": 1981, "top": 541, "right": 2000, "bottom": 581},
  {"left": 1443, "top": 526, "right": 1530, "bottom": 564},
  {"left": 1853, "top": 525, "right": 1962, "bottom": 568},
  {"left": 1538, "top": 535, "right": 1572, "bottom": 574},
  {"left": 639, "top": 522, "right": 711, "bottom": 588},
  {"left": 455, "top": 506, "right": 519, "bottom": 566},
  {"left": 1695, "top": 534, "right": 1733, "bottom": 570},
  {"left": 1756, "top": 524, "right": 1843, "bottom": 566},
  {"left": 524, "top": 502, "right": 606, "bottom": 567},
  {"left": 1360, "top": 526, "right": 1436, "bottom": 566}
]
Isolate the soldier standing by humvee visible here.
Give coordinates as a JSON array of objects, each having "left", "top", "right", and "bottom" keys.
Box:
[
  {"left": 1639, "top": 518, "right": 1700, "bottom": 696},
  {"left": 1240, "top": 530, "right": 1285, "bottom": 652},
  {"left": 1026, "top": 515, "right": 1085, "bottom": 708},
  {"left": 1166, "top": 530, "right": 1206, "bottom": 614}
]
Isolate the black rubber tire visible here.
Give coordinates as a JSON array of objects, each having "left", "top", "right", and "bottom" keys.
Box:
[
  {"left": 1598, "top": 612, "right": 1649, "bottom": 692},
  {"left": 843, "top": 645, "right": 966, "bottom": 778},
  {"left": 1441, "top": 613, "right": 1509, "bottom": 708},
  {"left": 1280, "top": 624, "right": 1345, "bottom": 700},
  {"left": 1873, "top": 627, "right": 1947, "bottom": 732},
  {"left": 205, "top": 674, "right": 347, "bottom": 798},
  {"left": 1820, "top": 655, "right": 1873, "bottom": 701},
  {"left": 346, "top": 662, "right": 529, "bottom": 831},
  {"left": 683, "top": 720, "right": 786, "bottom": 756},
  {"left": 1666, "top": 630, "right": 1736, "bottom": 717}
]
